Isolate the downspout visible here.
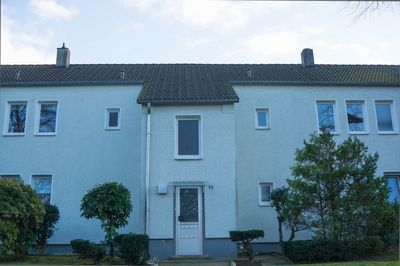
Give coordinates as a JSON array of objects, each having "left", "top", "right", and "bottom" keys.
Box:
[{"left": 145, "top": 103, "right": 151, "bottom": 235}]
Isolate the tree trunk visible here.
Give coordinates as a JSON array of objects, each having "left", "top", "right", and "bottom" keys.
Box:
[
  {"left": 278, "top": 217, "right": 283, "bottom": 246},
  {"left": 288, "top": 227, "right": 295, "bottom": 241}
]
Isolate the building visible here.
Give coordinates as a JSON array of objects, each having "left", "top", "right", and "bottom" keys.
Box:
[{"left": 0, "top": 46, "right": 399, "bottom": 259}]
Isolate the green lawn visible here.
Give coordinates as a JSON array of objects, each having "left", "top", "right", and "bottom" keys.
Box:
[
  {"left": 298, "top": 262, "right": 399, "bottom": 266},
  {"left": 0, "top": 255, "right": 125, "bottom": 265}
]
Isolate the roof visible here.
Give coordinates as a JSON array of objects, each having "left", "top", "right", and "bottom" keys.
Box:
[{"left": 1, "top": 64, "right": 399, "bottom": 104}]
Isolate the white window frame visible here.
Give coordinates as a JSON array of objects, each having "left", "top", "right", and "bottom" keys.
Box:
[
  {"left": 30, "top": 174, "right": 54, "bottom": 204},
  {"left": 258, "top": 181, "right": 273, "bottom": 206},
  {"left": 315, "top": 100, "right": 340, "bottom": 134},
  {"left": 344, "top": 99, "right": 369, "bottom": 135},
  {"left": 34, "top": 100, "right": 59, "bottom": 136},
  {"left": 255, "top": 107, "right": 271, "bottom": 130},
  {"left": 105, "top": 107, "right": 121, "bottom": 130},
  {"left": 3, "top": 100, "right": 29, "bottom": 136},
  {"left": 175, "top": 115, "right": 202, "bottom": 160},
  {"left": 374, "top": 100, "right": 399, "bottom": 135}
]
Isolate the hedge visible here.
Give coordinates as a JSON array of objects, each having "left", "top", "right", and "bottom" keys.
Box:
[{"left": 115, "top": 233, "right": 149, "bottom": 265}]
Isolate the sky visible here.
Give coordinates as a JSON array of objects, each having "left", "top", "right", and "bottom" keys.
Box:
[{"left": 1, "top": 0, "right": 399, "bottom": 65}]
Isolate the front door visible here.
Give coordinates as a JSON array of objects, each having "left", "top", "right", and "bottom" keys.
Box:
[{"left": 176, "top": 187, "right": 203, "bottom": 256}]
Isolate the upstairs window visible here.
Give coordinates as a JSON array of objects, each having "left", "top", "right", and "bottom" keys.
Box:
[
  {"left": 259, "top": 182, "right": 273, "bottom": 206},
  {"left": 316, "top": 101, "right": 338, "bottom": 133},
  {"left": 346, "top": 100, "right": 368, "bottom": 133},
  {"left": 386, "top": 174, "right": 400, "bottom": 203},
  {"left": 105, "top": 108, "right": 121, "bottom": 130},
  {"left": 32, "top": 175, "right": 52, "bottom": 204},
  {"left": 4, "top": 101, "right": 28, "bottom": 135},
  {"left": 255, "top": 108, "right": 270, "bottom": 129},
  {"left": 35, "top": 101, "right": 58, "bottom": 135},
  {"left": 375, "top": 100, "right": 397, "bottom": 133},
  {"left": 176, "top": 116, "right": 201, "bottom": 159}
]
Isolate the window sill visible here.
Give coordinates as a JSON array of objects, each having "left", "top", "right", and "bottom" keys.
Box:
[
  {"left": 34, "top": 132, "right": 57, "bottom": 136},
  {"left": 259, "top": 203, "right": 273, "bottom": 207},
  {"left": 378, "top": 131, "right": 399, "bottom": 135},
  {"left": 348, "top": 131, "right": 369, "bottom": 135},
  {"left": 3, "top": 132, "right": 26, "bottom": 136},
  {"left": 255, "top": 127, "right": 271, "bottom": 130},
  {"left": 105, "top": 127, "right": 120, "bottom": 131},
  {"left": 175, "top": 155, "right": 202, "bottom": 160},
  {"left": 318, "top": 131, "right": 340, "bottom": 135}
]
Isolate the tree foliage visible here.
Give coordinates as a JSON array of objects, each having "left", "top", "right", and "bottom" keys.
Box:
[
  {"left": 287, "top": 131, "right": 393, "bottom": 240},
  {"left": 0, "top": 179, "right": 45, "bottom": 257},
  {"left": 80, "top": 182, "right": 132, "bottom": 258},
  {"left": 35, "top": 204, "right": 60, "bottom": 255}
]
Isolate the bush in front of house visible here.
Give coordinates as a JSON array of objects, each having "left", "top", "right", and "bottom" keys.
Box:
[
  {"left": 229, "top": 230, "right": 264, "bottom": 263},
  {"left": 283, "top": 236, "right": 385, "bottom": 263},
  {"left": 70, "top": 239, "right": 105, "bottom": 264},
  {"left": 0, "top": 179, "right": 45, "bottom": 258},
  {"left": 35, "top": 204, "right": 60, "bottom": 255},
  {"left": 115, "top": 233, "right": 149, "bottom": 265}
]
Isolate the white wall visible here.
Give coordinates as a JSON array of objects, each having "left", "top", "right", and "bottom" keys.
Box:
[
  {"left": 147, "top": 104, "right": 237, "bottom": 239},
  {"left": 0, "top": 85, "right": 144, "bottom": 244},
  {"left": 234, "top": 85, "right": 400, "bottom": 242}
]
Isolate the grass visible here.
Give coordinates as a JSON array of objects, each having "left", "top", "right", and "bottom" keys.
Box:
[{"left": 0, "top": 255, "right": 126, "bottom": 265}]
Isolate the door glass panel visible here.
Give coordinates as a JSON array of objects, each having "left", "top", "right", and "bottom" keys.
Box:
[{"left": 179, "top": 188, "right": 198, "bottom": 222}]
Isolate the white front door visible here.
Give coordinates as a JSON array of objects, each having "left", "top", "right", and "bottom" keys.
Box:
[{"left": 176, "top": 187, "right": 203, "bottom": 256}]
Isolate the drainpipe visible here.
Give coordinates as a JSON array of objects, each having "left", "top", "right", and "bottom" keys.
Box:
[{"left": 145, "top": 102, "right": 151, "bottom": 235}]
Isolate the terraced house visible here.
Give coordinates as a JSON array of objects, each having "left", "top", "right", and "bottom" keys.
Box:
[{"left": 0, "top": 46, "right": 399, "bottom": 259}]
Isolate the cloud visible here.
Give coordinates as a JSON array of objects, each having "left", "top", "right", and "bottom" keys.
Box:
[
  {"left": 117, "top": 20, "right": 145, "bottom": 32},
  {"left": 1, "top": 5, "right": 54, "bottom": 64},
  {"left": 30, "top": 0, "right": 79, "bottom": 20},
  {"left": 121, "top": 0, "right": 290, "bottom": 31}
]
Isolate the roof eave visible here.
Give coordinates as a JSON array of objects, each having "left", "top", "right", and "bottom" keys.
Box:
[
  {"left": 229, "top": 80, "right": 400, "bottom": 87},
  {"left": 0, "top": 80, "right": 144, "bottom": 87}
]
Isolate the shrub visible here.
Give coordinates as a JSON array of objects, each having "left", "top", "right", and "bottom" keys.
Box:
[
  {"left": 115, "top": 233, "right": 149, "bottom": 265},
  {"left": 229, "top": 230, "right": 264, "bottom": 262},
  {"left": 283, "top": 237, "right": 385, "bottom": 263},
  {"left": 0, "top": 179, "right": 44, "bottom": 258},
  {"left": 35, "top": 204, "right": 60, "bottom": 255},
  {"left": 71, "top": 239, "right": 105, "bottom": 264}
]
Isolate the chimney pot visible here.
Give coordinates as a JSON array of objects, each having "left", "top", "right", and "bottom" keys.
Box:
[
  {"left": 301, "top": 48, "right": 314, "bottom": 67},
  {"left": 56, "top": 43, "right": 70, "bottom": 68}
]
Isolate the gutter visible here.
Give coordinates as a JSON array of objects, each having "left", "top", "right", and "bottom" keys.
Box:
[{"left": 145, "top": 103, "right": 151, "bottom": 235}]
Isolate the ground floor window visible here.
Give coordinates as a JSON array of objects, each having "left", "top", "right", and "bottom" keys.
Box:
[
  {"left": 0, "top": 174, "right": 21, "bottom": 181},
  {"left": 386, "top": 173, "right": 400, "bottom": 203},
  {"left": 259, "top": 181, "right": 273, "bottom": 206},
  {"left": 32, "top": 175, "right": 52, "bottom": 204}
]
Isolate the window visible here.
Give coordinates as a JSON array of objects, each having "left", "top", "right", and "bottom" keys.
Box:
[
  {"left": 346, "top": 100, "right": 368, "bottom": 133},
  {"left": 105, "top": 108, "right": 121, "bottom": 130},
  {"left": 35, "top": 101, "right": 58, "bottom": 135},
  {"left": 255, "top": 108, "right": 270, "bottom": 129},
  {"left": 385, "top": 174, "right": 400, "bottom": 203},
  {"left": 0, "top": 175, "right": 21, "bottom": 182},
  {"left": 176, "top": 115, "right": 201, "bottom": 159},
  {"left": 316, "top": 101, "right": 338, "bottom": 133},
  {"left": 375, "top": 100, "right": 397, "bottom": 133},
  {"left": 259, "top": 182, "right": 273, "bottom": 206},
  {"left": 4, "top": 101, "right": 28, "bottom": 135},
  {"left": 32, "top": 175, "right": 52, "bottom": 204}
]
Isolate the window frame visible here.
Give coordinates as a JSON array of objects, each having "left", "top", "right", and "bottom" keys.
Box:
[
  {"left": 374, "top": 100, "right": 398, "bottom": 135},
  {"left": 344, "top": 99, "right": 369, "bottom": 135},
  {"left": 254, "top": 107, "right": 271, "bottom": 130},
  {"left": 105, "top": 107, "right": 121, "bottom": 130},
  {"left": 258, "top": 181, "right": 273, "bottom": 207},
  {"left": 30, "top": 174, "right": 53, "bottom": 204},
  {"left": 315, "top": 100, "right": 340, "bottom": 134},
  {"left": 175, "top": 115, "right": 202, "bottom": 160},
  {"left": 34, "top": 100, "right": 59, "bottom": 136},
  {"left": 3, "top": 100, "right": 29, "bottom": 136}
]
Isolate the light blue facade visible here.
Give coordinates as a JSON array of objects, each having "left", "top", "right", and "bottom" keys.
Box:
[{"left": 0, "top": 82, "right": 399, "bottom": 259}]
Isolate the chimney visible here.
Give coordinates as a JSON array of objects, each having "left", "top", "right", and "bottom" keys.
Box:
[
  {"left": 56, "top": 43, "right": 70, "bottom": 67},
  {"left": 246, "top": 68, "right": 253, "bottom": 78},
  {"left": 301, "top": 48, "right": 314, "bottom": 67}
]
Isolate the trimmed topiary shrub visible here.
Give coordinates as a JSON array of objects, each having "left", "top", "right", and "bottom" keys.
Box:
[
  {"left": 70, "top": 239, "right": 105, "bottom": 264},
  {"left": 115, "top": 233, "right": 149, "bottom": 265},
  {"left": 229, "top": 230, "right": 264, "bottom": 263}
]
